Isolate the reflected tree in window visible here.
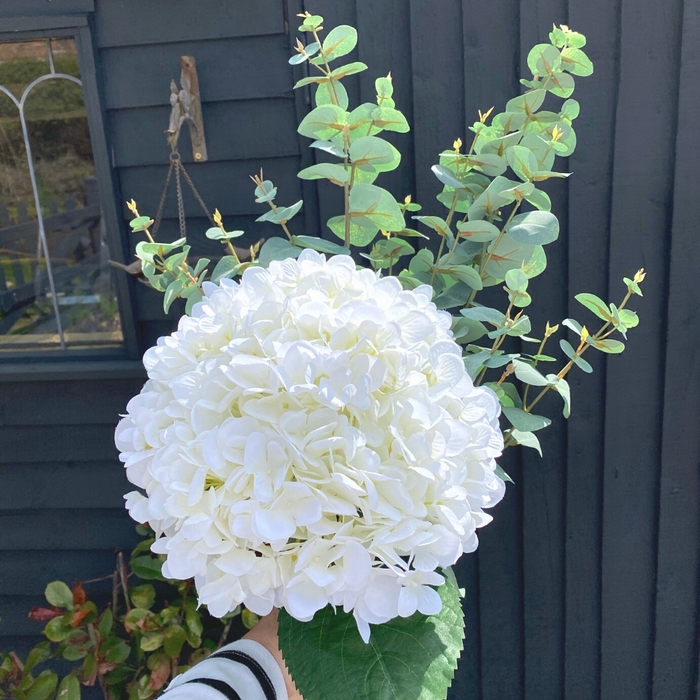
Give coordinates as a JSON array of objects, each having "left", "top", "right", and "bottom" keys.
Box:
[{"left": 0, "top": 38, "right": 123, "bottom": 352}]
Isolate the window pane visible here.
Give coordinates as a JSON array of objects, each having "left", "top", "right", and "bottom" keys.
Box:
[{"left": 0, "top": 37, "right": 123, "bottom": 353}]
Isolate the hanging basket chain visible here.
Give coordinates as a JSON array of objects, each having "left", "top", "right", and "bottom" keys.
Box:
[{"left": 151, "top": 146, "right": 215, "bottom": 239}]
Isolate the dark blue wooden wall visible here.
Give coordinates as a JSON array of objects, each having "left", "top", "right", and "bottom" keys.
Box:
[{"left": 0, "top": 1, "right": 698, "bottom": 699}]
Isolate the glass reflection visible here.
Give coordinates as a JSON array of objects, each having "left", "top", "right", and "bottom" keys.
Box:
[{"left": 0, "top": 38, "right": 122, "bottom": 352}]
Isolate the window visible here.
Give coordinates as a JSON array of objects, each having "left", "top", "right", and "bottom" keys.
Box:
[{"left": 0, "top": 33, "right": 129, "bottom": 355}]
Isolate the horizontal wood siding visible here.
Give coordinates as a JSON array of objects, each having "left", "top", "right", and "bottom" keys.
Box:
[{"left": 0, "top": 3, "right": 697, "bottom": 700}]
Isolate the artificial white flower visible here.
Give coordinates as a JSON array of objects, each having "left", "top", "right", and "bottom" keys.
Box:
[{"left": 116, "top": 250, "right": 505, "bottom": 640}]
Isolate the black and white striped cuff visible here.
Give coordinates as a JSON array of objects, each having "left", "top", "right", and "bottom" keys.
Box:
[{"left": 162, "top": 639, "right": 287, "bottom": 700}]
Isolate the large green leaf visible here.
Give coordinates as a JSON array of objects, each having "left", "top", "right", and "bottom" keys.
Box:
[
  {"left": 506, "top": 145, "right": 538, "bottom": 182},
  {"left": 279, "top": 579, "right": 464, "bottom": 700},
  {"left": 575, "top": 292, "right": 613, "bottom": 321},
  {"left": 527, "top": 43, "right": 562, "bottom": 76},
  {"left": 484, "top": 235, "right": 535, "bottom": 282},
  {"left": 506, "top": 210, "right": 559, "bottom": 246},
  {"left": 258, "top": 238, "right": 302, "bottom": 266},
  {"left": 56, "top": 674, "right": 81, "bottom": 700},
  {"left": 45, "top": 581, "right": 73, "bottom": 610},
  {"left": 349, "top": 136, "right": 401, "bottom": 173},
  {"left": 561, "top": 47, "right": 594, "bottom": 76},
  {"left": 456, "top": 220, "right": 500, "bottom": 243},
  {"left": 297, "top": 163, "right": 349, "bottom": 185},
  {"left": 371, "top": 106, "right": 410, "bottom": 133},
  {"left": 467, "top": 176, "right": 513, "bottom": 220},
  {"left": 502, "top": 406, "right": 552, "bottom": 432},
  {"left": 349, "top": 184, "right": 405, "bottom": 231},
  {"left": 315, "top": 80, "right": 349, "bottom": 110},
  {"left": 327, "top": 215, "right": 379, "bottom": 246},
  {"left": 322, "top": 25, "right": 358, "bottom": 61},
  {"left": 298, "top": 105, "right": 347, "bottom": 140},
  {"left": 292, "top": 235, "right": 350, "bottom": 255}
]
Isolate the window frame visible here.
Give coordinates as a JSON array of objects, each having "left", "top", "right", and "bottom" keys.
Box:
[{"left": 0, "top": 14, "right": 139, "bottom": 362}]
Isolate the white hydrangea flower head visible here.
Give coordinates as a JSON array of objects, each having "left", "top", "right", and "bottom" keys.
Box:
[{"left": 116, "top": 250, "right": 505, "bottom": 641}]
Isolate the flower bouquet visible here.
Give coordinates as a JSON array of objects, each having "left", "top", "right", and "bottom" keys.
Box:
[{"left": 117, "top": 13, "right": 644, "bottom": 700}]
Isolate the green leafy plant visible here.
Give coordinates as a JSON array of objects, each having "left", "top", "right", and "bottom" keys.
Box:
[{"left": 0, "top": 527, "right": 249, "bottom": 700}]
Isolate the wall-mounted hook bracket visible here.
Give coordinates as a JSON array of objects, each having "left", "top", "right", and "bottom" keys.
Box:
[{"left": 165, "top": 55, "right": 208, "bottom": 162}]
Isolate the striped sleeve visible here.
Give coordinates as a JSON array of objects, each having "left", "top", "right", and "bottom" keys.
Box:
[{"left": 161, "top": 640, "right": 288, "bottom": 700}]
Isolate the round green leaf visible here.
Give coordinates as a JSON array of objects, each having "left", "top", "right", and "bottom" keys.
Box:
[
  {"left": 349, "top": 184, "right": 405, "bottom": 232},
  {"left": 45, "top": 581, "right": 73, "bottom": 610},
  {"left": 502, "top": 406, "right": 552, "bottom": 432},
  {"left": 279, "top": 579, "right": 464, "bottom": 700},
  {"left": 327, "top": 215, "right": 379, "bottom": 247},
  {"left": 506, "top": 210, "right": 560, "bottom": 246},
  {"left": 298, "top": 163, "right": 349, "bottom": 185},
  {"left": 315, "top": 80, "right": 349, "bottom": 110},
  {"left": 561, "top": 47, "right": 593, "bottom": 76},
  {"left": 322, "top": 25, "right": 358, "bottom": 62},
  {"left": 258, "top": 238, "right": 302, "bottom": 267},
  {"left": 292, "top": 236, "right": 350, "bottom": 255},
  {"left": 298, "top": 104, "right": 347, "bottom": 140},
  {"left": 456, "top": 220, "right": 500, "bottom": 243},
  {"left": 527, "top": 44, "right": 561, "bottom": 76},
  {"left": 57, "top": 674, "right": 81, "bottom": 700}
]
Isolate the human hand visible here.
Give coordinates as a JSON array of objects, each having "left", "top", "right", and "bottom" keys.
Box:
[{"left": 242, "top": 609, "right": 302, "bottom": 700}]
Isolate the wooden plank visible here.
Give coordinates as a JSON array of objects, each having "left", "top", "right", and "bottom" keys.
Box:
[
  {"left": 0, "top": 1, "right": 93, "bottom": 18},
  {"left": 651, "top": 3, "right": 700, "bottom": 698},
  {"left": 109, "top": 99, "right": 300, "bottom": 168},
  {"left": 0, "top": 425, "right": 119, "bottom": 463},
  {"left": 0, "top": 462, "right": 129, "bottom": 510},
  {"left": 476, "top": 449, "right": 524, "bottom": 700},
  {"left": 0, "top": 379, "right": 141, "bottom": 426},
  {"left": 409, "top": 0, "right": 465, "bottom": 212},
  {"left": 284, "top": 0, "right": 322, "bottom": 240},
  {"left": 451, "top": 555, "right": 480, "bottom": 700},
  {"left": 0, "top": 361, "right": 145, "bottom": 382},
  {"left": 460, "top": 1, "right": 522, "bottom": 697},
  {"left": 116, "top": 156, "right": 303, "bottom": 219},
  {"left": 0, "top": 551, "right": 122, "bottom": 596},
  {"left": 356, "top": 0, "right": 416, "bottom": 212},
  {"left": 0, "top": 510, "right": 139, "bottom": 551},
  {"left": 600, "top": 0, "right": 684, "bottom": 697},
  {"left": 517, "top": 4, "right": 569, "bottom": 698},
  {"left": 564, "top": 1, "right": 623, "bottom": 698},
  {"left": 100, "top": 36, "right": 294, "bottom": 111},
  {"left": 94, "top": 0, "right": 284, "bottom": 48}
]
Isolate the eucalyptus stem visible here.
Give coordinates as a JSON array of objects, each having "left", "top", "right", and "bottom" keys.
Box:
[
  {"left": 311, "top": 29, "right": 341, "bottom": 106},
  {"left": 503, "top": 288, "right": 634, "bottom": 448},
  {"left": 429, "top": 193, "right": 460, "bottom": 285},
  {"left": 343, "top": 127, "right": 353, "bottom": 247}
]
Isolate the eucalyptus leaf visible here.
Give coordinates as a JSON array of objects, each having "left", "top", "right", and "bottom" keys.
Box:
[
  {"left": 502, "top": 406, "right": 552, "bottom": 432},
  {"left": 575, "top": 292, "right": 613, "bottom": 321},
  {"left": 349, "top": 184, "right": 405, "bottom": 231},
  {"left": 211, "top": 256, "right": 241, "bottom": 283},
  {"left": 511, "top": 429, "right": 543, "bottom": 456},
  {"left": 258, "top": 238, "right": 302, "bottom": 267},
  {"left": 298, "top": 104, "right": 347, "bottom": 140},
  {"left": 561, "top": 47, "right": 594, "bottom": 76},
  {"left": 322, "top": 25, "right": 358, "bottom": 61},
  {"left": 297, "top": 163, "right": 349, "bottom": 185},
  {"left": 506, "top": 210, "right": 559, "bottom": 246},
  {"left": 527, "top": 44, "right": 562, "bottom": 76},
  {"left": 456, "top": 220, "right": 500, "bottom": 243},
  {"left": 292, "top": 236, "right": 350, "bottom": 255},
  {"left": 327, "top": 215, "right": 379, "bottom": 246},
  {"left": 551, "top": 376, "right": 571, "bottom": 417},
  {"left": 513, "top": 359, "right": 555, "bottom": 386},
  {"left": 315, "top": 80, "right": 349, "bottom": 110}
]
